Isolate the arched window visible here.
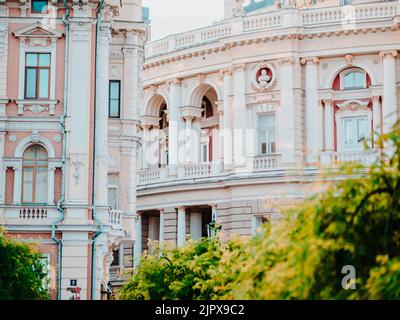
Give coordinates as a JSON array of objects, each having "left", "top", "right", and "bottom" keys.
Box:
[
  {"left": 22, "top": 145, "right": 48, "bottom": 203},
  {"left": 341, "top": 69, "right": 366, "bottom": 89},
  {"left": 159, "top": 103, "right": 168, "bottom": 129},
  {"left": 201, "top": 96, "right": 213, "bottom": 118}
]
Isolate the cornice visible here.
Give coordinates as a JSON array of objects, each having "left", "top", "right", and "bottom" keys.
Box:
[{"left": 143, "top": 25, "right": 399, "bottom": 71}]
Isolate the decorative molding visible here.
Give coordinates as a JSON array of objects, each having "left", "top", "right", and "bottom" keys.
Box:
[
  {"left": 344, "top": 54, "right": 354, "bottom": 66},
  {"left": 250, "top": 62, "right": 276, "bottom": 92},
  {"left": 53, "top": 135, "right": 61, "bottom": 142},
  {"left": 300, "top": 57, "right": 319, "bottom": 65},
  {"left": 23, "top": 105, "right": 49, "bottom": 114},
  {"left": 8, "top": 134, "right": 16, "bottom": 142},
  {"left": 379, "top": 50, "right": 398, "bottom": 58}
]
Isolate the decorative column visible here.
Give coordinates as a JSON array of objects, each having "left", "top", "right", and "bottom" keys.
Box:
[
  {"left": 168, "top": 79, "right": 182, "bottom": 176},
  {"left": 278, "top": 58, "right": 298, "bottom": 164},
  {"left": 301, "top": 57, "right": 322, "bottom": 163},
  {"left": 65, "top": 17, "right": 93, "bottom": 206},
  {"left": 184, "top": 115, "right": 193, "bottom": 163},
  {"left": 118, "top": 242, "right": 124, "bottom": 269},
  {"left": 232, "top": 64, "right": 246, "bottom": 167},
  {"left": 177, "top": 206, "right": 186, "bottom": 247},
  {"left": 217, "top": 103, "right": 224, "bottom": 164},
  {"left": 95, "top": 21, "right": 111, "bottom": 209},
  {"left": 372, "top": 96, "right": 382, "bottom": 147},
  {"left": 190, "top": 212, "right": 202, "bottom": 240},
  {"left": 0, "top": 132, "right": 5, "bottom": 204},
  {"left": 47, "top": 165, "right": 56, "bottom": 205},
  {"left": 379, "top": 51, "right": 398, "bottom": 134},
  {"left": 12, "top": 165, "right": 21, "bottom": 204},
  {"left": 324, "top": 99, "right": 335, "bottom": 152},
  {"left": 159, "top": 209, "right": 165, "bottom": 245},
  {"left": 133, "top": 212, "right": 142, "bottom": 269},
  {"left": 211, "top": 204, "right": 218, "bottom": 222},
  {"left": 222, "top": 69, "right": 233, "bottom": 171},
  {"left": 141, "top": 124, "right": 150, "bottom": 169}
]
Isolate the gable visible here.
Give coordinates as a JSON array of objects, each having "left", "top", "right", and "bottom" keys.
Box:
[{"left": 13, "top": 23, "right": 63, "bottom": 39}]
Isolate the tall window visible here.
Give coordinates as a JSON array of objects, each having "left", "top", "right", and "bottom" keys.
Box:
[
  {"left": 22, "top": 145, "right": 48, "bottom": 203},
  {"left": 341, "top": 116, "right": 368, "bottom": 151},
  {"left": 109, "top": 80, "right": 121, "bottom": 118},
  {"left": 25, "top": 53, "right": 50, "bottom": 99},
  {"left": 257, "top": 113, "right": 276, "bottom": 155},
  {"left": 31, "top": 0, "right": 48, "bottom": 13},
  {"left": 108, "top": 173, "right": 119, "bottom": 210},
  {"left": 342, "top": 71, "right": 365, "bottom": 89}
]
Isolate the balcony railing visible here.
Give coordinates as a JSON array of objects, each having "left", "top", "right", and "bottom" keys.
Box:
[
  {"left": 182, "top": 163, "right": 211, "bottom": 178},
  {"left": 19, "top": 207, "right": 48, "bottom": 220},
  {"left": 320, "top": 150, "right": 380, "bottom": 166},
  {"left": 145, "top": 2, "right": 399, "bottom": 59},
  {"left": 252, "top": 154, "right": 282, "bottom": 171},
  {"left": 108, "top": 210, "right": 123, "bottom": 230}
]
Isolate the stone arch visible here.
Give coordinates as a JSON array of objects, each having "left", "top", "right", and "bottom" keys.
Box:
[
  {"left": 15, "top": 133, "right": 55, "bottom": 158},
  {"left": 323, "top": 60, "right": 378, "bottom": 89},
  {"left": 186, "top": 79, "right": 222, "bottom": 108},
  {"left": 143, "top": 92, "right": 169, "bottom": 117}
]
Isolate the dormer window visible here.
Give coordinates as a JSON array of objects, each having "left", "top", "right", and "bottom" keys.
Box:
[
  {"left": 32, "top": 0, "right": 48, "bottom": 14},
  {"left": 340, "top": 69, "right": 367, "bottom": 90}
]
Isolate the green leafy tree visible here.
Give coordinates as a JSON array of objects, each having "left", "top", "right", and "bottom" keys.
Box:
[{"left": 0, "top": 230, "right": 49, "bottom": 300}]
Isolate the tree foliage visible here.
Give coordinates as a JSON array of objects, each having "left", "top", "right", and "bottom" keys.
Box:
[
  {"left": 0, "top": 231, "right": 49, "bottom": 300},
  {"left": 120, "top": 129, "right": 400, "bottom": 300}
]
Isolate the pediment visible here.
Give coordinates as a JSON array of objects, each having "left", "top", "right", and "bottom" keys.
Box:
[{"left": 13, "top": 23, "right": 63, "bottom": 39}]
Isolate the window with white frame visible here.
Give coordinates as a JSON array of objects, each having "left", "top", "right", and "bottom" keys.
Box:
[
  {"left": 22, "top": 145, "right": 48, "bottom": 203},
  {"left": 257, "top": 113, "right": 276, "bottom": 155},
  {"left": 341, "top": 69, "right": 366, "bottom": 90},
  {"left": 252, "top": 214, "right": 269, "bottom": 235},
  {"left": 25, "top": 53, "right": 51, "bottom": 99},
  {"left": 107, "top": 173, "right": 119, "bottom": 210},
  {"left": 341, "top": 116, "right": 369, "bottom": 151}
]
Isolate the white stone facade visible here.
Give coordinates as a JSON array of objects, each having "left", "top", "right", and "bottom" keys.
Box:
[{"left": 135, "top": 0, "right": 400, "bottom": 266}]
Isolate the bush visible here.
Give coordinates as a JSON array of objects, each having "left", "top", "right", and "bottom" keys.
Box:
[
  {"left": 0, "top": 230, "right": 49, "bottom": 300},
  {"left": 120, "top": 129, "right": 400, "bottom": 300}
]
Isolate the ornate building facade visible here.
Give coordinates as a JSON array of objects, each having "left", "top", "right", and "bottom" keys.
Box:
[
  {"left": 132, "top": 0, "right": 400, "bottom": 269},
  {"left": 0, "top": 0, "right": 146, "bottom": 300}
]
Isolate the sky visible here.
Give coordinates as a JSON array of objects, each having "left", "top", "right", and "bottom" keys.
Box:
[{"left": 142, "top": 0, "right": 225, "bottom": 41}]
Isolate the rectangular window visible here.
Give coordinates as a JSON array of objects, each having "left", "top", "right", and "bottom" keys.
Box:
[
  {"left": 109, "top": 81, "right": 121, "bottom": 118},
  {"left": 341, "top": 116, "right": 368, "bottom": 150},
  {"left": 201, "top": 142, "right": 209, "bottom": 163},
  {"left": 25, "top": 53, "right": 51, "bottom": 99},
  {"left": 40, "top": 254, "right": 50, "bottom": 291},
  {"left": 107, "top": 174, "right": 119, "bottom": 210},
  {"left": 257, "top": 113, "right": 276, "bottom": 155},
  {"left": 32, "top": 1, "right": 48, "bottom": 13}
]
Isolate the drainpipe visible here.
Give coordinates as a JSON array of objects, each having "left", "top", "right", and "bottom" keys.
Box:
[
  {"left": 91, "top": 0, "right": 106, "bottom": 301},
  {"left": 51, "top": 0, "right": 69, "bottom": 301}
]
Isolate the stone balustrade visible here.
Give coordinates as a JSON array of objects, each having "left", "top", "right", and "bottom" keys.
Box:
[
  {"left": 19, "top": 207, "right": 48, "bottom": 220},
  {"left": 108, "top": 209, "right": 123, "bottom": 230},
  {"left": 251, "top": 154, "right": 282, "bottom": 171},
  {"left": 320, "top": 150, "right": 380, "bottom": 166},
  {"left": 145, "top": 2, "right": 399, "bottom": 59}
]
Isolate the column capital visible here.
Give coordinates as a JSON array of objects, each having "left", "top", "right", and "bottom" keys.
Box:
[
  {"left": 219, "top": 68, "right": 233, "bottom": 79},
  {"left": 232, "top": 64, "right": 246, "bottom": 72},
  {"left": 371, "top": 95, "right": 381, "bottom": 103},
  {"left": 177, "top": 206, "right": 186, "bottom": 211},
  {"left": 158, "top": 208, "right": 165, "bottom": 214},
  {"left": 167, "top": 78, "right": 182, "bottom": 87},
  {"left": 379, "top": 50, "right": 398, "bottom": 58},
  {"left": 300, "top": 57, "right": 319, "bottom": 65},
  {"left": 322, "top": 99, "right": 334, "bottom": 106}
]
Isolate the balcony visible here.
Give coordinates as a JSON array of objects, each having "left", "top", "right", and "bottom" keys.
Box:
[
  {"left": 108, "top": 209, "right": 124, "bottom": 230},
  {"left": 320, "top": 150, "right": 380, "bottom": 166},
  {"left": 0, "top": 205, "right": 61, "bottom": 225},
  {"left": 145, "top": 1, "right": 399, "bottom": 59},
  {"left": 137, "top": 154, "right": 283, "bottom": 186}
]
